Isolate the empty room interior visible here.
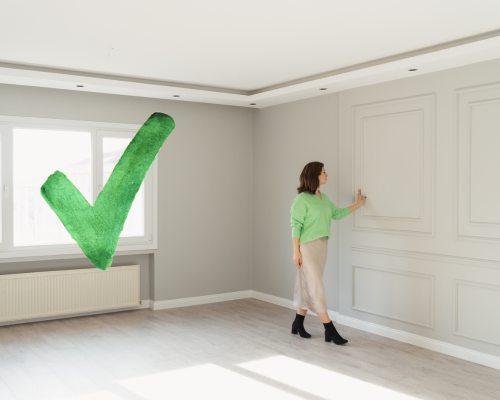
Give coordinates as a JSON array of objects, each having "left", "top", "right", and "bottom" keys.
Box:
[{"left": 1, "top": 1, "right": 500, "bottom": 399}]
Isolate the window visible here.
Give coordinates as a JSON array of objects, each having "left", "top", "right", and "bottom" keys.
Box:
[
  {"left": 0, "top": 116, "right": 158, "bottom": 261},
  {"left": 13, "top": 128, "right": 92, "bottom": 246}
]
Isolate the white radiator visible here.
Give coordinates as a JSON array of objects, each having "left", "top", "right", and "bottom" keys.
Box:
[{"left": 0, "top": 265, "right": 140, "bottom": 324}]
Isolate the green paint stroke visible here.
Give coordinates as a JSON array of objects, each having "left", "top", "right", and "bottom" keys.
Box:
[{"left": 41, "top": 112, "right": 175, "bottom": 270}]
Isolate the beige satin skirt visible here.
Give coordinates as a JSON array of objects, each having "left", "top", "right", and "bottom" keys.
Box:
[{"left": 293, "top": 237, "right": 328, "bottom": 314}]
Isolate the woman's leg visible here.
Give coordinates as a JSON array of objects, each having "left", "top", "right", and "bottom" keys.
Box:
[
  {"left": 317, "top": 312, "right": 348, "bottom": 344},
  {"left": 317, "top": 312, "right": 330, "bottom": 323},
  {"left": 292, "top": 263, "right": 311, "bottom": 338},
  {"left": 323, "top": 320, "right": 348, "bottom": 345},
  {"left": 296, "top": 240, "right": 328, "bottom": 315},
  {"left": 291, "top": 309, "right": 311, "bottom": 338}
]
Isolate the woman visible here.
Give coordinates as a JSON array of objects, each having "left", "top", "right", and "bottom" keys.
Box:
[{"left": 290, "top": 161, "right": 366, "bottom": 344}]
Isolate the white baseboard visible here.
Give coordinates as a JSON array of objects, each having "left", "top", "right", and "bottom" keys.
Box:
[
  {"left": 250, "top": 290, "right": 500, "bottom": 371},
  {"left": 250, "top": 290, "right": 295, "bottom": 309},
  {"left": 332, "top": 311, "right": 500, "bottom": 371},
  {"left": 152, "top": 290, "right": 252, "bottom": 310},
  {"left": 138, "top": 299, "right": 153, "bottom": 309}
]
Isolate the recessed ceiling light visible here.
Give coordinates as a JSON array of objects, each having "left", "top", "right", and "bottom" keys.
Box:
[
  {"left": 319, "top": 88, "right": 327, "bottom": 91},
  {"left": 173, "top": 94, "right": 180, "bottom": 98},
  {"left": 76, "top": 84, "right": 84, "bottom": 88},
  {"left": 408, "top": 68, "right": 418, "bottom": 72},
  {"left": 249, "top": 103, "right": 256, "bottom": 106}
]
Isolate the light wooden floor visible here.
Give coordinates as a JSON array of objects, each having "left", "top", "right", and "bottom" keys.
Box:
[{"left": 1, "top": 299, "right": 500, "bottom": 400}]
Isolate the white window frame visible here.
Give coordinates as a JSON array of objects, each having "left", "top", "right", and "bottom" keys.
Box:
[{"left": 0, "top": 115, "right": 158, "bottom": 262}]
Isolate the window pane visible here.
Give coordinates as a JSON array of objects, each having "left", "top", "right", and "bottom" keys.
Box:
[
  {"left": 13, "top": 129, "right": 91, "bottom": 246},
  {"left": 103, "top": 137, "right": 145, "bottom": 237}
]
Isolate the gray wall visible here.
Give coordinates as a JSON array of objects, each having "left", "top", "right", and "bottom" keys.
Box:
[
  {"left": 253, "top": 93, "right": 346, "bottom": 310},
  {"left": 253, "top": 58, "right": 500, "bottom": 357},
  {"left": 0, "top": 84, "right": 254, "bottom": 302}
]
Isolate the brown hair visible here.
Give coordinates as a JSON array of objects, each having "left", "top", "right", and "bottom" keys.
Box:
[{"left": 297, "top": 161, "right": 324, "bottom": 194}]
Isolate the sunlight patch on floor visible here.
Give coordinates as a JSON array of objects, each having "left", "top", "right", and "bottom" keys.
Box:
[
  {"left": 238, "top": 355, "right": 422, "bottom": 400},
  {"left": 119, "top": 363, "right": 303, "bottom": 399}
]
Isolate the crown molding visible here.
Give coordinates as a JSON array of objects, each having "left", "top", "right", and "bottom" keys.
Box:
[{"left": 1, "top": 30, "right": 500, "bottom": 108}]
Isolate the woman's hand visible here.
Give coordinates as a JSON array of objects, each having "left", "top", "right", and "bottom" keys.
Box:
[
  {"left": 356, "top": 188, "right": 367, "bottom": 207},
  {"left": 293, "top": 250, "right": 302, "bottom": 268}
]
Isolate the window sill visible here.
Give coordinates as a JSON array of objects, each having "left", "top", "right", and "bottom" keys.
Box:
[{"left": 0, "top": 244, "right": 157, "bottom": 264}]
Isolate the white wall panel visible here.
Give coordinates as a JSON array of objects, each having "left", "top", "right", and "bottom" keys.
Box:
[
  {"left": 353, "top": 95, "right": 435, "bottom": 234},
  {"left": 353, "top": 264, "right": 434, "bottom": 328},
  {"left": 337, "top": 60, "right": 500, "bottom": 360},
  {"left": 455, "top": 280, "right": 500, "bottom": 346},
  {"left": 458, "top": 84, "right": 500, "bottom": 240}
]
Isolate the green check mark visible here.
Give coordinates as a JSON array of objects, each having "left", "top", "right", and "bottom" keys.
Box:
[{"left": 40, "top": 112, "right": 175, "bottom": 270}]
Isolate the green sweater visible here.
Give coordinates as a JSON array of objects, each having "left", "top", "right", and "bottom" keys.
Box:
[{"left": 290, "top": 191, "right": 351, "bottom": 244}]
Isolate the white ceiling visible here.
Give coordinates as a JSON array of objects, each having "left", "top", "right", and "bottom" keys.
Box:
[{"left": 1, "top": 0, "right": 500, "bottom": 107}]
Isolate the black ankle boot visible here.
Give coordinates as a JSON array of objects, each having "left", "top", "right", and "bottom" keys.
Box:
[
  {"left": 323, "top": 321, "right": 348, "bottom": 345},
  {"left": 291, "top": 314, "right": 311, "bottom": 338}
]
